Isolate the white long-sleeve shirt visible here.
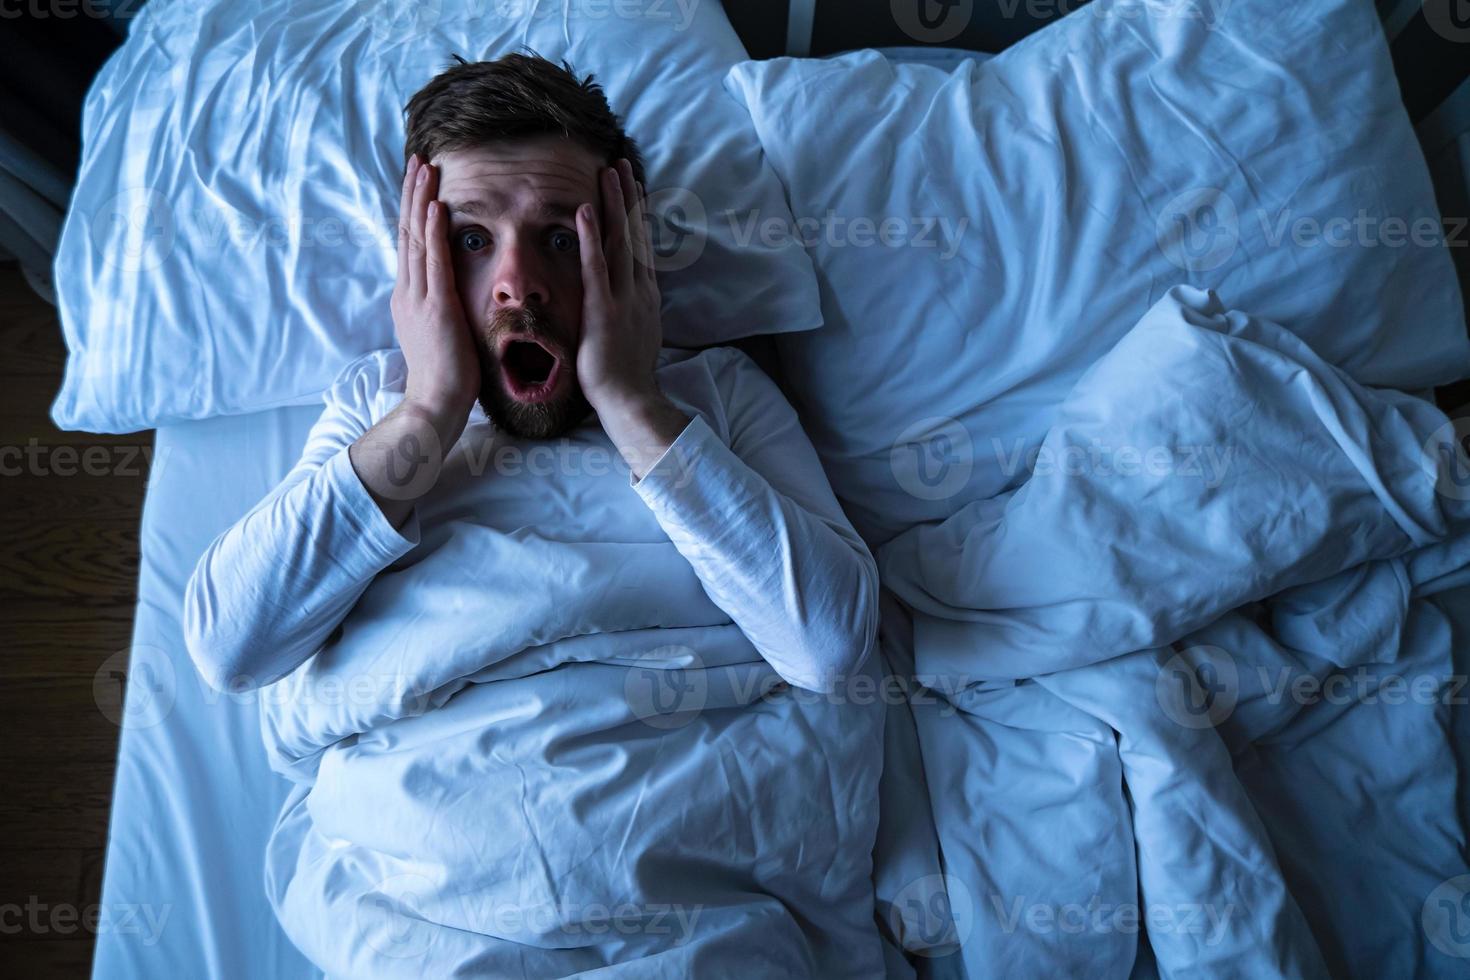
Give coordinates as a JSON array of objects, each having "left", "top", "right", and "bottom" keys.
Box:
[{"left": 183, "top": 345, "right": 878, "bottom": 695}]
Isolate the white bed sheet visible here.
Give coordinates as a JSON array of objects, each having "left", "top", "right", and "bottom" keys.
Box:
[{"left": 94, "top": 406, "right": 321, "bottom": 980}]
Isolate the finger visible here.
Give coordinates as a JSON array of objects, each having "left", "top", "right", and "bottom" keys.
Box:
[
  {"left": 600, "top": 164, "right": 632, "bottom": 293},
  {"left": 624, "top": 173, "right": 647, "bottom": 278},
  {"left": 578, "top": 203, "right": 610, "bottom": 332},
  {"left": 426, "top": 200, "right": 454, "bottom": 304},
  {"left": 616, "top": 160, "right": 641, "bottom": 286},
  {"left": 409, "top": 160, "right": 434, "bottom": 296},
  {"left": 398, "top": 155, "right": 420, "bottom": 287},
  {"left": 632, "top": 180, "right": 655, "bottom": 281}
]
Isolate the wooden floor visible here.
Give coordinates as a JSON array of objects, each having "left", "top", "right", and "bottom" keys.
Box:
[{"left": 0, "top": 263, "right": 150, "bottom": 975}]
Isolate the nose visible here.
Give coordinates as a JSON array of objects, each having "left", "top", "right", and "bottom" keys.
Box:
[{"left": 492, "top": 236, "right": 549, "bottom": 309}]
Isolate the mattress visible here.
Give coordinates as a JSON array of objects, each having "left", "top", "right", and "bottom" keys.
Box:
[{"left": 93, "top": 406, "right": 320, "bottom": 979}]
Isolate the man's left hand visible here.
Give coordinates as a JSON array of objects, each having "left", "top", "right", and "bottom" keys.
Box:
[
  {"left": 575, "top": 159, "right": 690, "bottom": 481},
  {"left": 575, "top": 158, "right": 663, "bottom": 412}
]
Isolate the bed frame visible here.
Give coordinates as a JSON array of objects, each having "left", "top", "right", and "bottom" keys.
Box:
[{"left": 726, "top": 0, "right": 1469, "bottom": 96}]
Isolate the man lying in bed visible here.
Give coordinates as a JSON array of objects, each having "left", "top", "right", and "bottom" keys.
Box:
[{"left": 183, "top": 54, "right": 888, "bottom": 976}]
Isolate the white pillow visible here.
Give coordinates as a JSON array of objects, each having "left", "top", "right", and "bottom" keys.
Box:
[
  {"left": 727, "top": 0, "right": 1470, "bottom": 545},
  {"left": 52, "top": 0, "right": 821, "bottom": 432}
]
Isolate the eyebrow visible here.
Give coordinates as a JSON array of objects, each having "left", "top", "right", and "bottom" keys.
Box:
[{"left": 445, "top": 198, "right": 580, "bottom": 222}]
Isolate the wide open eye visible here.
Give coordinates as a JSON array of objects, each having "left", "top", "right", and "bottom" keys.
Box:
[
  {"left": 549, "top": 229, "right": 577, "bottom": 253},
  {"left": 458, "top": 229, "right": 490, "bottom": 252}
]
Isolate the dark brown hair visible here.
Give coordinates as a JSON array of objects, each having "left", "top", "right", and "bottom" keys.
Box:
[{"left": 403, "top": 52, "right": 646, "bottom": 185}]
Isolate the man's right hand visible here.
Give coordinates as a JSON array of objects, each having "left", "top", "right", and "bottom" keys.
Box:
[
  {"left": 348, "top": 155, "right": 479, "bottom": 529},
  {"left": 393, "top": 154, "right": 479, "bottom": 420}
]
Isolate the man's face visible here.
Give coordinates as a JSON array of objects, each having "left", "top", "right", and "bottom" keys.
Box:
[{"left": 433, "top": 136, "right": 603, "bottom": 440}]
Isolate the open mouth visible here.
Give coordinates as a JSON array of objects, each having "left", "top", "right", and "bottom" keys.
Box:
[{"left": 498, "top": 336, "right": 563, "bottom": 402}]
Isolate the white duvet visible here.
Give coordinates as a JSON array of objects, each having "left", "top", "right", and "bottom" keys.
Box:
[
  {"left": 873, "top": 287, "right": 1470, "bottom": 977},
  {"left": 251, "top": 378, "right": 892, "bottom": 976}
]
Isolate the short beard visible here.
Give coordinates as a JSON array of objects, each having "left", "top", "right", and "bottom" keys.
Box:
[{"left": 474, "top": 307, "right": 591, "bottom": 441}]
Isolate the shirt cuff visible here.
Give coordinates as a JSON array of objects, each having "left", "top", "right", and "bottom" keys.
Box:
[
  {"left": 629, "top": 413, "right": 709, "bottom": 491},
  {"left": 321, "top": 444, "right": 422, "bottom": 560}
]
